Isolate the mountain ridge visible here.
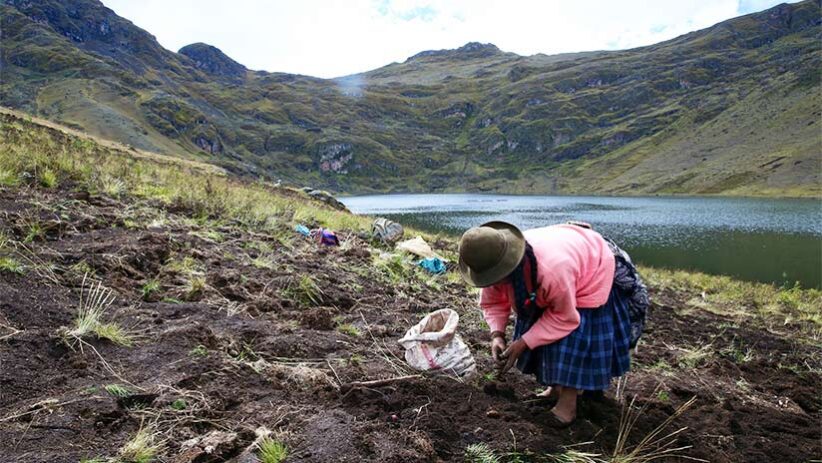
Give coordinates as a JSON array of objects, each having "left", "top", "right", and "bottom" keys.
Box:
[{"left": 1, "top": 0, "right": 819, "bottom": 196}]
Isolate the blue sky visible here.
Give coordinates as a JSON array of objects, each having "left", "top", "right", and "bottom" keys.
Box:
[{"left": 102, "top": 0, "right": 800, "bottom": 79}]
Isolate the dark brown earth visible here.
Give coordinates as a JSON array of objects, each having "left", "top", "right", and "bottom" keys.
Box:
[{"left": 0, "top": 184, "right": 819, "bottom": 462}]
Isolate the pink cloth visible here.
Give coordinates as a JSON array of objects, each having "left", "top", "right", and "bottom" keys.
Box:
[{"left": 480, "top": 224, "right": 615, "bottom": 349}]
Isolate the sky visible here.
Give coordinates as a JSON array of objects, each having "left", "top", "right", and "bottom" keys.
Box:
[{"left": 102, "top": 0, "right": 799, "bottom": 79}]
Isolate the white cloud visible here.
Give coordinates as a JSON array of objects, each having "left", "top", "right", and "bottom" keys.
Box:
[{"left": 101, "top": 0, "right": 799, "bottom": 79}]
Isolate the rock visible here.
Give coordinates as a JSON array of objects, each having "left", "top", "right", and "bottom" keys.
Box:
[
  {"left": 301, "top": 188, "right": 349, "bottom": 212},
  {"left": 175, "top": 431, "right": 239, "bottom": 463}
]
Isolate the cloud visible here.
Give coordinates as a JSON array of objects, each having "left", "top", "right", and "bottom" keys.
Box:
[
  {"left": 101, "top": 0, "right": 801, "bottom": 79},
  {"left": 377, "top": 1, "right": 438, "bottom": 21}
]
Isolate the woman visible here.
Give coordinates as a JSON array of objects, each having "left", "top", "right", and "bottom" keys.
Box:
[{"left": 458, "top": 221, "right": 640, "bottom": 427}]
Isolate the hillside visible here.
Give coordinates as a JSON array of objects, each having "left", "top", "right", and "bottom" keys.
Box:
[
  {"left": 1, "top": 0, "right": 820, "bottom": 195},
  {"left": 1, "top": 109, "right": 821, "bottom": 462}
]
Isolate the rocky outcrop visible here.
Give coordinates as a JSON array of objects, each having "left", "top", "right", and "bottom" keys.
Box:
[
  {"left": 179, "top": 43, "right": 246, "bottom": 80},
  {"left": 299, "top": 187, "right": 349, "bottom": 211},
  {"left": 317, "top": 143, "right": 354, "bottom": 174}
]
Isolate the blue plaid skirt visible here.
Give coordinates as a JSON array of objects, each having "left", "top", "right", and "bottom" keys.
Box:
[{"left": 513, "top": 287, "right": 631, "bottom": 390}]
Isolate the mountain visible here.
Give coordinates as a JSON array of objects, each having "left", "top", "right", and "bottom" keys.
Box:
[{"left": 1, "top": 0, "right": 820, "bottom": 196}]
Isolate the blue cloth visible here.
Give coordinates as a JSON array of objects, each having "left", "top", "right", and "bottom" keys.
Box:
[
  {"left": 418, "top": 257, "right": 446, "bottom": 274},
  {"left": 295, "top": 224, "right": 310, "bottom": 236},
  {"left": 512, "top": 286, "right": 631, "bottom": 390}
]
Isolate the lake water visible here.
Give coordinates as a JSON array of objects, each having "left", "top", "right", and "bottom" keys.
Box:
[{"left": 341, "top": 194, "right": 822, "bottom": 289}]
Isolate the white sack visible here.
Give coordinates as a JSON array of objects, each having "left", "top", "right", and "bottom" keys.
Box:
[
  {"left": 398, "top": 309, "right": 475, "bottom": 377},
  {"left": 395, "top": 236, "right": 446, "bottom": 261}
]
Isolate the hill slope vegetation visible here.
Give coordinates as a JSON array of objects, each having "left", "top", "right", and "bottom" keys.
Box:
[{"left": 1, "top": 0, "right": 820, "bottom": 195}]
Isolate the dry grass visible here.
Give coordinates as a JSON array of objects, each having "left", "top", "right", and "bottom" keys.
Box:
[
  {"left": 118, "top": 422, "right": 163, "bottom": 463},
  {"left": 64, "top": 275, "right": 132, "bottom": 346},
  {"left": 611, "top": 388, "right": 703, "bottom": 463}
]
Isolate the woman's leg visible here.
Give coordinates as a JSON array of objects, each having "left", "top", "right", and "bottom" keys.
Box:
[{"left": 551, "top": 386, "right": 578, "bottom": 423}]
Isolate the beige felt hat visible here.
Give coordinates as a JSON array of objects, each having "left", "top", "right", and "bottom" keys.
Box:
[{"left": 458, "top": 221, "right": 525, "bottom": 288}]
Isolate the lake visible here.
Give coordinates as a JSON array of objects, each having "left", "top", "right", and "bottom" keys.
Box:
[{"left": 341, "top": 194, "right": 822, "bottom": 289}]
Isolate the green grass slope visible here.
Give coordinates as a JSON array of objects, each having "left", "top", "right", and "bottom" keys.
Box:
[{"left": 1, "top": 0, "right": 819, "bottom": 196}]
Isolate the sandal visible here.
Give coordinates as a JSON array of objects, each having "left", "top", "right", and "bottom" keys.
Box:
[{"left": 546, "top": 410, "right": 575, "bottom": 429}]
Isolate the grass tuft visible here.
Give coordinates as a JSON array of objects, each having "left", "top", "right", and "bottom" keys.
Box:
[
  {"left": 285, "top": 274, "right": 323, "bottom": 307},
  {"left": 39, "top": 168, "right": 58, "bottom": 188},
  {"left": 0, "top": 256, "right": 24, "bottom": 274},
  {"left": 65, "top": 275, "right": 132, "bottom": 346},
  {"left": 95, "top": 322, "right": 134, "bottom": 347},
  {"left": 141, "top": 279, "right": 161, "bottom": 300},
  {"left": 336, "top": 322, "right": 361, "bottom": 337},
  {"left": 104, "top": 383, "right": 132, "bottom": 398},
  {"left": 257, "top": 436, "right": 288, "bottom": 463},
  {"left": 0, "top": 167, "right": 19, "bottom": 187},
  {"left": 119, "top": 423, "right": 162, "bottom": 463},
  {"left": 464, "top": 443, "right": 501, "bottom": 463},
  {"left": 184, "top": 275, "right": 206, "bottom": 301}
]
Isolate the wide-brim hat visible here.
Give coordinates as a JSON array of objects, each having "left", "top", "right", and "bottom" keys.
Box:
[{"left": 458, "top": 221, "right": 525, "bottom": 287}]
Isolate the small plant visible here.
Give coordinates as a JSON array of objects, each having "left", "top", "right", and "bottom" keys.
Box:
[
  {"left": 348, "top": 354, "right": 364, "bottom": 367},
  {"left": 95, "top": 322, "right": 133, "bottom": 346},
  {"left": 23, "top": 220, "right": 43, "bottom": 243},
  {"left": 105, "top": 383, "right": 132, "bottom": 398},
  {"left": 170, "top": 399, "right": 187, "bottom": 410},
  {"left": 164, "top": 256, "right": 201, "bottom": 275},
  {"left": 68, "top": 260, "right": 95, "bottom": 278},
  {"left": 0, "top": 256, "right": 24, "bottom": 274},
  {"left": 0, "top": 167, "right": 20, "bottom": 187},
  {"left": 721, "top": 340, "right": 755, "bottom": 364},
  {"left": 119, "top": 423, "right": 162, "bottom": 463},
  {"left": 184, "top": 275, "right": 206, "bottom": 300},
  {"left": 189, "top": 345, "right": 208, "bottom": 357},
  {"left": 464, "top": 443, "right": 500, "bottom": 463},
  {"left": 676, "top": 344, "right": 714, "bottom": 369},
  {"left": 39, "top": 169, "right": 58, "bottom": 188},
  {"left": 99, "top": 174, "right": 126, "bottom": 197},
  {"left": 251, "top": 255, "right": 275, "bottom": 269},
  {"left": 64, "top": 275, "right": 131, "bottom": 347},
  {"left": 141, "top": 279, "right": 161, "bottom": 300},
  {"left": 336, "top": 323, "right": 361, "bottom": 337},
  {"left": 285, "top": 274, "right": 322, "bottom": 306},
  {"left": 657, "top": 390, "right": 670, "bottom": 402},
  {"left": 373, "top": 253, "right": 412, "bottom": 284},
  {"left": 257, "top": 436, "right": 288, "bottom": 463}
]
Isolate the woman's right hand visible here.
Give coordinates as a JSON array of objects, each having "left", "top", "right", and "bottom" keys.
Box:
[{"left": 490, "top": 332, "right": 506, "bottom": 363}]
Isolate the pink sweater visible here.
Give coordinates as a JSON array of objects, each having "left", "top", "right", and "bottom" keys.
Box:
[{"left": 480, "top": 224, "right": 615, "bottom": 349}]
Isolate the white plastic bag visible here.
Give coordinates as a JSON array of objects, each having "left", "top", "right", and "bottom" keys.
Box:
[{"left": 398, "top": 309, "right": 476, "bottom": 377}]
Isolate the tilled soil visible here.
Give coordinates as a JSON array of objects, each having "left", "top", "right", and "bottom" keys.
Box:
[{"left": 0, "top": 185, "right": 819, "bottom": 462}]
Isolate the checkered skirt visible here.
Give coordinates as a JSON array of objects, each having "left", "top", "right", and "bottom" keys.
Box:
[{"left": 513, "top": 286, "right": 631, "bottom": 390}]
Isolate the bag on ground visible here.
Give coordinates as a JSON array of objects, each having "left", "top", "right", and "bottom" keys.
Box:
[
  {"left": 372, "top": 218, "right": 404, "bottom": 244},
  {"left": 398, "top": 309, "right": 475, "bottom": 376}
]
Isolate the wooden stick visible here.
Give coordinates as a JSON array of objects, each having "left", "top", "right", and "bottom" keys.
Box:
[{"left": 341, "top": 374, "right": 422, "bottom": 390}]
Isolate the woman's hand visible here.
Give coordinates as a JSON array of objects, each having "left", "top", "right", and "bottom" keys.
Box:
[
  {"left": 499, "top": 339, "right": 528, "bottom": 374},
  {"left": 490, "top": 331, "right": 506, "bottom": 363}
]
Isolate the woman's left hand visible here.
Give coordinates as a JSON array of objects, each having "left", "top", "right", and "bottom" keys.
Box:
[{"left": 499, "top": 339, "right": 528, "bottom": 374}]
